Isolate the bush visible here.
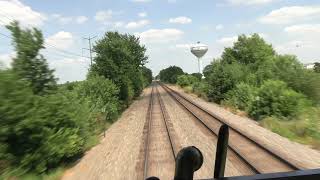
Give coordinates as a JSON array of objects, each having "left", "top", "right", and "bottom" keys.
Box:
[
  {"left": 192, "top": 81, "right": 209, "bottom": 98},
  {"left": 0, "top": 74, "right": 87, "bottom": 173},
  {"left": 205, "top": 61, "right": 248, "bottom": 102},
  {"left": 225, "top": 83, "right": 258, "bottom": 111},
  {"left": 76, "top": 75, "right": 119, "bottom": 122},
  {"left": 249, "top": 80, "right": 311, "bottom": 120},
  {"left": 177, "top": 74, "right": 198, "bottom": 87}
]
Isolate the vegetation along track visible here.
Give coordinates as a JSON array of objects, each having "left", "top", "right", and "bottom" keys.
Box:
[
  {"left": 143, "top": 84, "right": 178, "bottom": 179},
  {"left": 159, "top": 82, "right": 301, "bottom": 174}
]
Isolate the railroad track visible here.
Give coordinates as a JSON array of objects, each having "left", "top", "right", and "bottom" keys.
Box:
[
  {"left": 159, "top": 82, "right": 301, "bottom": 174},
  {"left": 143, "top": 84, "right": 178, "bottom": 179}
]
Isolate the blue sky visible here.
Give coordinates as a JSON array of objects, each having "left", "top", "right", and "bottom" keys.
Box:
[{"left": 1, "top": 0, "right": 320, "bottom": 83}]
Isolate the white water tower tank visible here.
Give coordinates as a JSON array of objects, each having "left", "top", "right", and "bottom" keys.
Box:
[{"left": 190, "top": 42, "right": 208, "bottom": 74}]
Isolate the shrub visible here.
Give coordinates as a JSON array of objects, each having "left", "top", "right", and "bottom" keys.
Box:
[
  {"left": 177, "top": 74, "right": 198, "bottom": 87},
  {"left": 76, "top": 75, "right": 119, "bottom": 122},
  {"left": 0, "top": 80, "right": 87, "bottom": 173},
  {"left": 225, "top": 83, "right": 258, "bottom": 111},
  {"left": 192, "top": 81, "right": 209, "bottom": 99},
  {"left": 205, "top": 61, "right": 248, "bottom": 102},
  {"left": 249, "top": 80, "right": 311, "bottom": 120}
]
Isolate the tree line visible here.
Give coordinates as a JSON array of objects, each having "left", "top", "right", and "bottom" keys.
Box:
[
  {"left": 0, "top": 21, "right": 152, "bottom": 178},
  {"left": 160, "top": 34, "right": 320, "bottom": 148}
]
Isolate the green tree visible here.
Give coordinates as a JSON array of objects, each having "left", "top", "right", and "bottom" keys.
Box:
[
  {"left": 76, "top": 75, "right": 119, "bottom": 122},
  {"left": 91, "top": 32, "right": 148, "bottom": 105},
  {"left": 177, "top": 74, "right": 198, "bottom": 87},
  {"left": 159, "top": 66, "right": 184, "bottom": 83},
  {"left": 314, "top": 62, "right": 320, "bottom": 73},
  {"left": 225, "top": 82, "right": 258, "bottom": 111},
  {"left": 141, "top": 66, "right": 153, "bottom": 86},
  {"left": 0, "top": 70, "right": 89, "bottom": 173},
  {"left": 221, "top": 34, "right": 275, "bottom": 67},
  {"left": 191, "top": 73, "right": 202, "bottom": 81},
  {"left": 205, "top": 61, "right": 248, "bottom": 102},
  {"left": 6, "top": 21, "right": 56, "bottom": 95}
]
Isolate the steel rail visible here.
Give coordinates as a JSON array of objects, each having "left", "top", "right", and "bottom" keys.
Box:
[
  {"left": 159, "top": 82, "right": 260, "bottom": 174},
  {"left": 160, "top": 83, "right": 300, "bottom": 172},
  {"left": 143, "top": 84, "right": 176, "bottom": 179}
]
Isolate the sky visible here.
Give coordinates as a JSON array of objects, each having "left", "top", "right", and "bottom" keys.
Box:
[{"left": 0, "top": 0, "right": 320, "bottom": 83}]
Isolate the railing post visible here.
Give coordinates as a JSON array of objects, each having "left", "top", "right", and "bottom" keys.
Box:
[
  {"left": 214, "top": 124, "right": 229, "bottom": 179},
  {"left": 174, "top": 146, "right": 203, "bottom": 180}
]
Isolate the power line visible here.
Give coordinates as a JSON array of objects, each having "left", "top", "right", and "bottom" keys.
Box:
[
  {"left": 0, "top": 9, "right": 90, "bottom": 60},
  {"left": 0, "top": 31, "right": 90, "bottom": 59},
  {"left": 44, "top": 43, "right": 90, "bottom": 59},
  {"left": 0, "top": 32, "right": 11, "bottom": 39}
]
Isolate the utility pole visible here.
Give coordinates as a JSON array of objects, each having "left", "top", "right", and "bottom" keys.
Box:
[{"left": 83, "top": 36, "right": 97, "bottom": 66}]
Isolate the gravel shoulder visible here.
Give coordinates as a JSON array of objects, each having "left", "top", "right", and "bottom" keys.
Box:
[
  {"left": 62, "top": 87, "right": 151, "bottom": 180},
  {"left": 168, "top": 85, "right": 320, "bottom": 169}
]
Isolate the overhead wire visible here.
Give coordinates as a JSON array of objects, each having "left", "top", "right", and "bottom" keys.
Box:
[{"left": 0, "top": 9, "right": 90, "bottom": 59}]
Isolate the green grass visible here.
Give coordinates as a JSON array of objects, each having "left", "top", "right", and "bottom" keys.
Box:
[{"left": 261, "top": 107, "right": 320, "bottom": 149}]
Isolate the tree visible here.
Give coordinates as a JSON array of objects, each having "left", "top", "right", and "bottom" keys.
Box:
[
  {"left": 221, "top": 34, "right": 275, "bottom": 69},
  {"left": 141, "top": 66, "right": 153, "bottom": 86},
  {"left": 91, "top": 32, "right": 148, "bottom": 105},
  {"left": 205, "top": 61, "right": 248, "bottom": 102},
  {"left": 314, "top": 62, "right": 320, "bottom": 73},
  {"left": 6, "top": 21, "right": 57, "bottom": 95},
  {"left": 159, "top": 66, "right": 184, "bottom": 83}
]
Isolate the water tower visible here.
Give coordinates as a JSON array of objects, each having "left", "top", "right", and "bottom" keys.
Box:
[{"left": 190, "top": 42, "right": 208, "bottom": 75}]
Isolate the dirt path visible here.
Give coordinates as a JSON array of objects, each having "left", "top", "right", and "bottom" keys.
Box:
[{"left": 62, "top": 88, "right": 151, "bottom": 180}]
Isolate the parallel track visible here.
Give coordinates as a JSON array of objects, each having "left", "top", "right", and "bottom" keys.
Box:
[
  {"left": 143, "top": 84, "right": 176, "bottom": 179},
  {"left": 159, "top": 82, "right": 301, "bottom": 174}
]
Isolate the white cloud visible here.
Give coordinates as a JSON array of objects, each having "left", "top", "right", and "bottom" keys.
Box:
[
  {"left": 95, "top": 10, "right": 113, "bottom": 24},
  {"left": 169, "top": 16, "right": 192, "bottom": 24},
  {"left": 76, "top": 16, "right": 88, "bottom": 24},
  {"left": 132, "top": 0, "right": 151, "bottom": 2},
  {"left": 51, "top": 14, "right": 88, "bottom": 25},
  {"left": 138, "top": 12, "right": 147, "bottom": 18},
  {"left": 284, "top": 24, "right": 320, "bottom": 35},
  {"left": 217, "top": 33, "right": 267, "bottom": 47},
  {"left": 175, "top": 44, "right": 192, "bottom": 49},
  {"left": 275, "top": 39, "right": 319, "bottom": 62},
  {"left": 48, "top": 57, "right": 89, "bottom": 83},
  {"left": 259, "top": 6, "right": 320, "bottom": 24},
  {"left": 114, "top": 21, "right": 124, "bottom": 28},
  {"left": 215, "top": 24, "right": 224, "bottom": 30},
  {"left": 227, "top": 0, "right": 278, "bottom": 6},
  {"left": 136, "top": 28, "right": 184, "bottom": 43},
  {"left": 125, "top": 20, "right": 149, "bottom": 29},
  {"left": 53, "top": 15, "right": 72, "bottom": 25},
  {"left": 0, "top": 52, "right": 15, "bottom": 68},
  {"left": 0, "top": 0, "right": 46, "bottom": 27},
  {"left": 45, "top": 31, "right": 74, "bottom": 50},
  {"left": 282, "top": 24, "right": 320, "bottom": 52},
  {"left": 217, "top": 36, "right": 238, "bottom": 46}
]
